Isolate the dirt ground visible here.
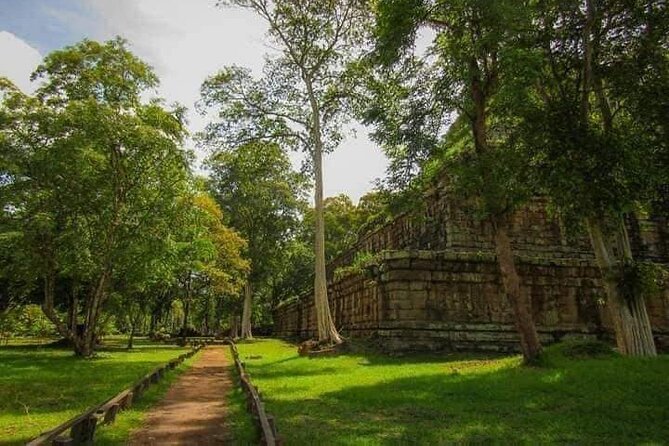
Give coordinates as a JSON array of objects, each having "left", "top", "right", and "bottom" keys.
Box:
[{"left": 128, "top": 346, "right": 233, "bottom": 445}]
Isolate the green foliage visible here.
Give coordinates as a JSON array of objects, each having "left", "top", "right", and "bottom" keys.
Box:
[
  {"left": 0, "top": 38, "right": 193, "bottom": 354},
  {"left": 201, "top": 1, "right": 370, "bottom": 163},
  {"left": 353, "top": 55, "right": 449, "bottom": 194},
  {"left": 266, "top": 238, "right": 315, "bottom": 307},
  {"left": 0, "top": 37, "right": 250, "bottom": 352},
  {"left": 207, "top": 141, "right": 307, "bottom": 286},
  {"left": 372, "top": 0, "right": 426, "bottom": 65},
  {"left": 31, "top": 37, "right": 158, "bottom": 106},
  {"left": 334, "top": 251, "right": 381, "bottom": 280},
  {"left": 616, "top": 261, "right": 669, "bottom": 306},
  {"left": 303, "top": 193, "right": 395, "bottom": 263},
  {"left": 356, "top": 190, "right": 395, "bottom": 233},
  {"left": 442, "top": 130, "right": 533, "bottom": 219},
  {"left": 192, "top": 192, "right": 250, "bottom": 295},
  {"left": 367, "top": 0, "right": 537, "bottom": 221},
  {"left": 304, "top": 195, "right": 360, "bottom": 261},
  {"left": 167, "top": 189, "right": 250, "bottom": 336},
  {"left": 515, "top": 0, "right": 669, "bottom": 224},
  {"left": 0, "top": 305, "right": 57, "bottom": 340},
  {"left": 206, "top": 141, "right": 307, "bottom": 324}
]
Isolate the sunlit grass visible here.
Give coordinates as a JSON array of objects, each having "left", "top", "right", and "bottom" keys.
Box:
[
  {"left": 237, "top": 338, "right": 669, "bottom": 445},
  {"left": 0, "top": 338, "right": 189, "bottom": 445}
]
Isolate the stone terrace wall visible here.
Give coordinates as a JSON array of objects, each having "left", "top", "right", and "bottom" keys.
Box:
[
  {"left": 328, "top": 190, "right": 669, "bottom": 277},
  {"left": 276, "top": 189, "right": 669, "bottom": 352},
  {"left": 275, "top": 251, "right": 669, "bottom": 352},
  {"left": 327, "top": 194, "right": 590, "bottom": 278}
]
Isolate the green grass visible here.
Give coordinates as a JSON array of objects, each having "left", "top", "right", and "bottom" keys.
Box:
[
  {"left": 0, "top": 338, "right": 189, "bottom": 445},
  {"left": 236, "top": 338, "right": 669, "bottom": 445}
]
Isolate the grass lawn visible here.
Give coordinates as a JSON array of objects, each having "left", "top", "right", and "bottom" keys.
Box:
[
  {"left": 236, "top": 338, "right": 669, "bottom": 445},
  {"left": 0, "top": 337, "right": 190, "bottom": 445}
]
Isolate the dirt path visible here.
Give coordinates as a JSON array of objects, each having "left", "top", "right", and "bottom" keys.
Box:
[{"left": 128, "top": 346, "right": 233, "bottom": 445}]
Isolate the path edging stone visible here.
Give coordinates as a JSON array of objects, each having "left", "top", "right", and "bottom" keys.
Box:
[
  {"left": 27, "top": 341, "right": 207, "bottom": 446},
  {"left": 227, "top": 339, "right": 282, "bottom": 446}
]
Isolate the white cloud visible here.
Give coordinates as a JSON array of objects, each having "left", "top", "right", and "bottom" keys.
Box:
[
  {"left": 323, "top": 125, "right": 386, "bottom": 200},
  {"left": 0, "top": 31, "right": 42, "bottom": 93},
  {"left": 8, "top": 1, "right": 389, "bottom": 201}
]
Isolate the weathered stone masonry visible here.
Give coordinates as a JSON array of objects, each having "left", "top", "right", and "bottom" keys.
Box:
[{"left": 274, "top": 188, "right": 669, "bottom": 352}]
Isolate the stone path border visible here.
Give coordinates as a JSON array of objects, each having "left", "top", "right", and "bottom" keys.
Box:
[
  {"left": 227, "top": 339, "right": 281, "bottom": 446},
  {"left": 26, "top": 343, "right": 205, "bottom": 446}
]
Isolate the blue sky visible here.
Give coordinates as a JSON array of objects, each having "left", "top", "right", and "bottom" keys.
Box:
[
  {"left": 0, "top": 0, "right": 92, "bottom": 53},
  {"left": 0, "top": 0, "right": 390, "bottom": 201}
]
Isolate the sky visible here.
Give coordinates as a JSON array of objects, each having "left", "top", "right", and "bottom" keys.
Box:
[{"left": 0, "top": 0, "right": 389, "bottom": 202}]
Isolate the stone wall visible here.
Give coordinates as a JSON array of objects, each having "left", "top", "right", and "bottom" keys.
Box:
[{"left": 275, "top": 192, "right": 669, "bottom": 352}]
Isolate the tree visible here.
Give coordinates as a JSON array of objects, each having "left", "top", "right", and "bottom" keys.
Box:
[
  {"left": 201, "top": 0, "right": 370, "bottom": 344},
  {"left": 207, "top": 141, "right": 305, "bottom": 338},
  {"left": 371, "top": 0, "right": 543, "bottom": 362},
  {"left": 516, "top": 0, "right": 669, "bottom": 356},
  {"left": 303, "top": 194, "right": 360, "bottom": 262},
  {"left": 0, "top": 39, "right": 191, "bottom": 356},
  {"left": 268, "top": 237, "right": 315, "bottom": 305},
  {"left": 356, "top": 190, "right": 394, "bottom": 233},
  {"left": 298, "top": 192, "right": 393, "bottom": 262},
  {"left": 172, "top": 189, "right": 249, "bottom": 343}
]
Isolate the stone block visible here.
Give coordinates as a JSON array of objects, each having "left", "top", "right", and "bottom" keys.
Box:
[
  {"left": 391, "top": 300, "right": 414, "bottom": 311},
  {"left": 385, "top": 269, "right": 431, "bottom": 282},
  {"left": 411, "top": 259, "right": 438, "bottom": 271},
  {"left": 409, "top": 281, "right": 428, "bottom": 291}
]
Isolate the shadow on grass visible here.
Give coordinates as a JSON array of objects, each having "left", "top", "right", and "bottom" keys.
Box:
[
  {"left": 354, "top": 351, "right": 510, "bottom": 367},
  {"left": 0, "top": 346, "right": 188, "bottom": 444},
  {"left": 248, "top": 365, "right": 344, "bottom": 380},
  {"left": 242, "top": 355, "right": 299, "bottom": 367},
  {"left": 252, "top": 351, "right": 669, "bottom": 445}
]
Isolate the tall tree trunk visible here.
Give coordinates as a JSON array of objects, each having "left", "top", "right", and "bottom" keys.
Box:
[
  {"left": 203, "top": 297, "right": 210, "bottom": 336},
  {"left": 127, "top": 322, "right": 135, "bottom": 349},
  {"left": 181, "top": 274, "right": 192, "bottom": 345},
  {"left": 182, "top": 300, "right": 190, "bottom": 345},
  {"left": 127, "top": 307, "right": 142, "bottom": 349},
  {"left": 150, "top": 311, "right": 157, "bottom": 337},
  {"left": 230, "top": 314, "right": 240, "bottom": 339},
  {"left": 241, "top": 282, "right": 254, "bottom": 339},
  {"left": 587, "top": 217, "right": 657, "bottom": 356},
  {"left": 492, "top": 216, "right": 543, "bottom": 362},
  {"left": 77, "top": 270, "right": 110, "bottom": 357},
  {"left": 214, "top": 296, "right": 225, "bottom": 337},
  {"left": 305, "top": 76, "right": 341, "bottom": 344},
  {"left": 41, "top": 267, "right": 92, "bottom": 357},
  {"left": 469, "top": 54, "right": 542, "bottom": 362},
  {"left": 42, "top": 269, "right": 72, "bottom": 342},
  {"left": 578, "top": 2, "right": 656, "bottom": 356},
  {"left": 67, "top": 286, "right": 78, "bottom": 336}
]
